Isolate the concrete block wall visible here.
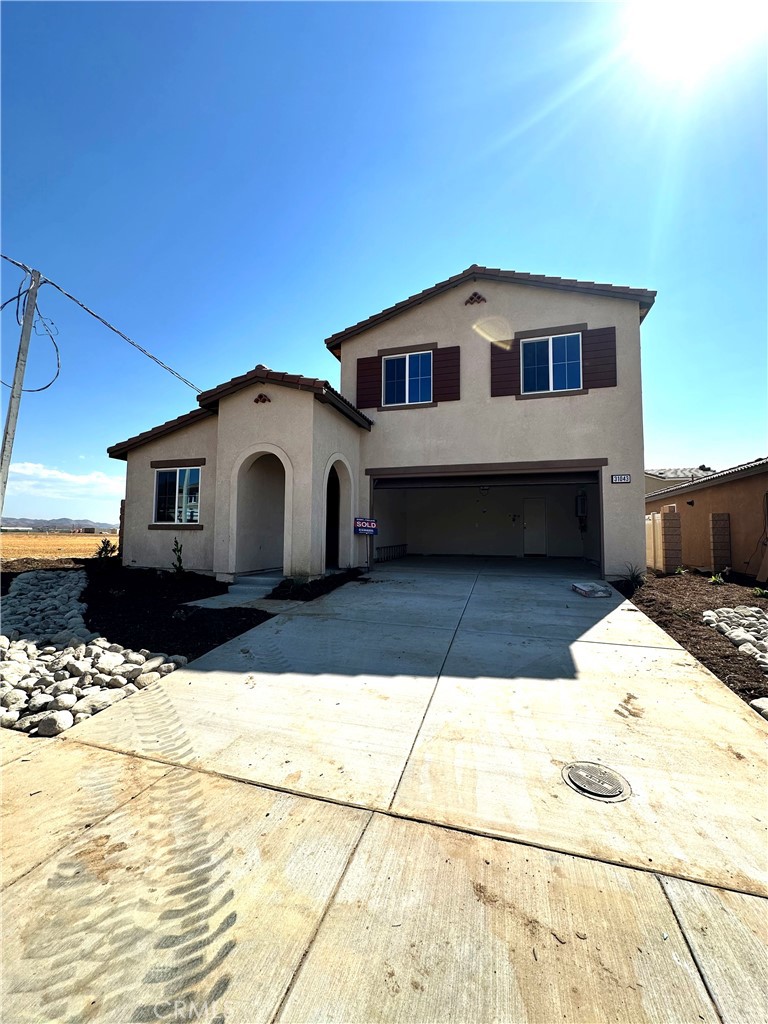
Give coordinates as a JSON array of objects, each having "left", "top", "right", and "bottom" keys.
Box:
[
  {"left": 709, "top": 512, "right": 731, "bottom": 573},
  {"left": 646, "top": 509, "right": 682, "bottom": 573}
]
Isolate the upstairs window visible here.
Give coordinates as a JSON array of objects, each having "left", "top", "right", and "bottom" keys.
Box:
[
  {"left": 154, "top": 467, "right": 201, "bottom": 523},
  {"left": 522, "top": 333, "right": 581, "bottom": 393},
  {"left": 382, "top": 351, "right": 433, "bottom": 405}
]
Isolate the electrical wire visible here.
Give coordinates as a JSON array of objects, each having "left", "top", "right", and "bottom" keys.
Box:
[
  {"left": 1, "top": 253, "right": 201, "bottom": 392},
  {"left": 0, "top": 254, "right": 33, "bottom": 274},
  {"left": 0, "top": 286, "right": 29, "bottom": 312},
  {"left": 0, "top": 304, "right": 62, "bottom": 393}
]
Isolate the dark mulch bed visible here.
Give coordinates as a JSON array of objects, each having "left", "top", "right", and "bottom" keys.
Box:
[
  {"left": 617, "top": 571, "right": 768, "bottom": 704},
  {"left": 79, "top": 561, "right": 273, "bottom": 661},
  {"left": 268, "top": 567, "right": 365, "bottom": 601},
  {"left": 2, "top": 557, "right": 273, "bottom": 661}
]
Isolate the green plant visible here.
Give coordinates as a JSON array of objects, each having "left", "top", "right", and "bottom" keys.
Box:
[
  {"left": 172, "top": 536, "right": 184, "bottom": 574},
  {"left": 753, "top": 587, "right": 768, "bottom": 598},
  {"left": 95, "top": 537, "right": 118, "bottom": 559},
  {"left": 623, "top": 563, "right": 646, "bottom": 589},
  {"left": 708, "top": 573, "right": 725, "bottom": 585},
  {"left": 674, "top": 566, "right": 688, "bottom": 575}
]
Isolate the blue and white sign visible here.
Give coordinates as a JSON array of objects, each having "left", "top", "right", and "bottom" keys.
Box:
[
  {"left": 611, "top": 474, "right": 631, "bottom": 484},
  {"left": 354, "top": 517, "right": 378, "bottom": 535}
]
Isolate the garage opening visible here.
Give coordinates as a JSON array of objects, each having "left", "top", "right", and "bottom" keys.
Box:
[{"left": 371, "top": 469, "right": 602, "bottom": 572}]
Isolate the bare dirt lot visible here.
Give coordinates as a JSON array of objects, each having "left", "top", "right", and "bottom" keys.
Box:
[{"left": 0, "top": 531, "right": 117, "bottom": 565}]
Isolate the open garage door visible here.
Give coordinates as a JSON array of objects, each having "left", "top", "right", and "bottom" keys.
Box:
[{"left": 369, "top": 464, "right": 603, "bottom": 572}]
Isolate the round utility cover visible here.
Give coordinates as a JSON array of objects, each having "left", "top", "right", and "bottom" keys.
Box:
[{"left": 562, "top": 762, "right": 630, "bottom": 802}]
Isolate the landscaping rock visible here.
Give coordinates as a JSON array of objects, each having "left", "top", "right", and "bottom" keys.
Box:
[
  {"left": 748, "top": 697, "right": 768, "bottom": 720},
  {"left": 71, "top": 691, "right": 126, "bottom": 715},
  {"left": 38, "top": 710, "right": 74, "bottom": 736},
  {"left": 49, "top": 693, "right": 78, "bottom": 711},
  {"left": 1, "top": 689, "right": 28, "bottom": 709},
  {"left": 134, "top": 671, "right": 161, "bottom": 689},
  {"left": 28, "top": 693, "right": 55, "bottom": 714},
  {"left": 93, "top": 651, "right": 125, "bottom": 674},
  {"left": 704, "top": 606, "right": 768, "bottom": 680},
  {"left": 141, "top": 655, "right": 167, "bottom": 673},
  {"left": 1, "top": 568, "right": 189, "bottom": 740}
]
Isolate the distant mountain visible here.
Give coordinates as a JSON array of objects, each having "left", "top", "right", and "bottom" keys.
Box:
[{"left": 1, "top": 517, "right": 118, "bottom": 531}]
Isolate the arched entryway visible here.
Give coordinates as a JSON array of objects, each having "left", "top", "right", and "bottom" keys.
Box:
[
  {"left": 323, "top": 456, "right": 354, "bottom": 571},
  {"left": 235, "top": 452, "right": 286, "bottom": 573},
  {"left": 325, "top": 466, "right": 341, "bottom": 570}
]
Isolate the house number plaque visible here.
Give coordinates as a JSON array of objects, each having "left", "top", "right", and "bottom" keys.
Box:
[{"left": 611, "top": 474, "right": 631, "bottom": 484}]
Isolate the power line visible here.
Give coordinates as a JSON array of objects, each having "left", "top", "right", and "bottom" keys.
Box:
[
  {"left": 1, "top": 303, "right": 62, "bottom": 393},
  {"left": 0, "top": 286, "right": 30, "bottom": 312},
  {"left": 1, "top": 253, "right": 201, "bottom": 392}
]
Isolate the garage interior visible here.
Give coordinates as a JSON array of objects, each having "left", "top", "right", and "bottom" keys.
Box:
[{"left": 371, "top": 471, "right": 602, "bottom": 570}]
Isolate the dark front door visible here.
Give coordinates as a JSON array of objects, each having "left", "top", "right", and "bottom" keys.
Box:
[{"left": 325, "top": 466, "right": 340, "bottom": 569}]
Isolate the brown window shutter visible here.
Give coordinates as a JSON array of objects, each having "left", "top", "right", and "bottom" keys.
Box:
[
  {"left": 356, "top": 356, "right": 382, "bottom": 409},
  {"left": 582, "top": 327, "right": 617, "bottom": 389},
  {"left": 490, "top": 339, "right": 520, "bottom": 396},
  {"left": 432, "top": 346, "right": 460, "bottom": 402}
]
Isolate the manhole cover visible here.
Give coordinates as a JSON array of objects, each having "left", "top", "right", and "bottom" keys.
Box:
[{"left": 562, "top": 762, "right": 630, "bottom": 802}]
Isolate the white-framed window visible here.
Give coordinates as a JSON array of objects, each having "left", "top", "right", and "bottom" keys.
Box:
[
  {"left": 154, "top": 467, "right": 201, "bottom": 524},
  {"left": 521, "top": 333, "right": 582, "bottom": 394},
  {"left": 382, "top": 351, "right": 433, "bottom": 405}
]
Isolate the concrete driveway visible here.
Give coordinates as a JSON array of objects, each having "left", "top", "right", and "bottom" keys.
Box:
[{"left": 2, "top": 558, "right": 767, "bottom": 1023}]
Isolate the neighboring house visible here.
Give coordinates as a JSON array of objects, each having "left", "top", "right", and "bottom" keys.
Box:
[
  {"left": 645, "top": 457, "right": 768, "bottom": 577},
  {"left": 109, "top": 264, "right": 656, "bottom": 580},
  {"left": 644, "top": 466, "right": 715, "bottom": 494}
]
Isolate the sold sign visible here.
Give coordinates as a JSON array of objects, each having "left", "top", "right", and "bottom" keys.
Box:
[{"left": 354, "top": 518, "right": 378, "bottom": 535}]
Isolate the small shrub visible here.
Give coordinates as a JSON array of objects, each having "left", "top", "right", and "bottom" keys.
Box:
[
  {"left": 624, "top": 563, "right": 646, "bottom": 589},
  {"left": 753, "top": 587, "right": 768, "bottom": 598},
  {"left": 172, "top": 537, "right": 184, "bottom": 574},
  {"left": 708, "top": 573, "right": 725, "bottom": 585},
  {"left": 674, "top": 566, "right": 688, "bottom": 575},
  {"left": 95, "top": 538, "right": 118, "bottom": 559}
]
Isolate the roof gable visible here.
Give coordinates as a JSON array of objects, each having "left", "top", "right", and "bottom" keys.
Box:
[
  {"left": 109, "top": 364, "right": 372, "bottom": 458},
  {"left": 197, "top": 364, "right": 372, "bottom": 429},
  {"left": 324, "top": 264, "right": 657, "bottom": 357}
]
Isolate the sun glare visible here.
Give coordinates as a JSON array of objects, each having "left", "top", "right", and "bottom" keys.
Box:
[{"left": 621, "top": 0, "right": 767, "bottom": 90}]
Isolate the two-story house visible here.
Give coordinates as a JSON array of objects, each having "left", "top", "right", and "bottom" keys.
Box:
[{"left": 108, "top": 265, "right": 656, "bottom": 580}]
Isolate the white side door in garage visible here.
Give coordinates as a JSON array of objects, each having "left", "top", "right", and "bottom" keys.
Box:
[{"left": 523, "top": 498, "right": 547, "bottom": 555}]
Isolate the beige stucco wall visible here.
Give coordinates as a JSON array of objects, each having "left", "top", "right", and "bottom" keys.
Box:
[
  {"left": 646, "top": 471, "right": 768, "bottom": 574},
  {"left": 339, "top": 280, "right": 647, "bottom": 576},
  {"left": 212, "top": 382, "right": 364, "bottom": 579},
  {"left": 311, "top": 401, "right": 367, "bottom": 572},
  {"left": 122, "top": 414, "right": 218, "bottom": 571},
  {"left": 118, "top": 384, "right": 366, "bottom": 580}
]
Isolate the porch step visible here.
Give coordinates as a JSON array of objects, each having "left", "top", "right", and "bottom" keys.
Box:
[{"left": 228, "top": 574, "right": 284, "bottom": 599}]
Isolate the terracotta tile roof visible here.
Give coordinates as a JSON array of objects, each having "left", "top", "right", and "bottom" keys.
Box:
[
  {"left": 108, "top": 408, "right": 215, "bottom": 461},
  {"left": 324, "top": 264, "right": 657, "bottom": 355},
  {"left": 197, "top": 364, "right": 372, "bottom": 429},
  {"left": 646, "top": 457, "right": 768, "bottom": 498}
]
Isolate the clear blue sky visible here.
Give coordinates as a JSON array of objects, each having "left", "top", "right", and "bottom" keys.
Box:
[{"left": 2, "top": 1, "right": 766, "bottom": 523}]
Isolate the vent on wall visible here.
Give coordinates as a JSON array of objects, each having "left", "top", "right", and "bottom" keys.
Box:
[{"left": 464, "top": 291, "right": 486, "bottom": 305}]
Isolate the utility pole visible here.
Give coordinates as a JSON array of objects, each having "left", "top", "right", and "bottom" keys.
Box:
[{"left": 0, "top": 269, "right": 41, "bottom": 518}]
